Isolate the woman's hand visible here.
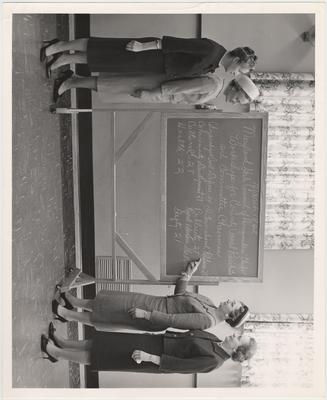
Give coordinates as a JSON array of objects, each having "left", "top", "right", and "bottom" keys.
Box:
[
  {"left": 132, "top": 350, "right": 160, "bottom": 365},
  {"left": 128, "top": 307, "right": 150, "bottom": 320},
  {"left": 126, "top": 40, "right": 144, "bottom": 52},
  {"left": 131, "top": 350, "right": 151, "bottom": 364},
  {"left": 181, "top": 258, "right": 201, "bottom": 281}
]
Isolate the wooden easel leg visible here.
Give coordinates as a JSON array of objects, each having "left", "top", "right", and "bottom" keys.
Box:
[{"left": 56, "top": 268, "right": 95, "bottom": 292}]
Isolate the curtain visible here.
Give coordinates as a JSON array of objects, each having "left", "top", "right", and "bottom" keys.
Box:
[
  {"left": 241, "top": 313, "right": 314, "bottom": 388},
  {"left": 250, "top": 72, "right": 315, "bottom": 249}
]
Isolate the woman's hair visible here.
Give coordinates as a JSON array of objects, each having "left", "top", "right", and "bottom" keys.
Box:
[
  {"left": 231, "top": 337, "right": 257, "bottom": 363},
  {"left": 229, "top": 47, "right": 257, "bottom": 69},
  {"left": 227, "top": 76, "right": 260, "bottom": 103},
  {"left": 225, "top": 302, "right": 250, "bottom": 328}
]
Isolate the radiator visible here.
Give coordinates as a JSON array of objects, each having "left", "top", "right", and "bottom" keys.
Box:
[{"left": 95, "top": 256, "right": 131, "bottom": 293}]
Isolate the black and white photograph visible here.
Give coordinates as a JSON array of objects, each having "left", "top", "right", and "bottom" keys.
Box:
[{"left": 1, "top": 2, "right": 326, "bottom": 398}]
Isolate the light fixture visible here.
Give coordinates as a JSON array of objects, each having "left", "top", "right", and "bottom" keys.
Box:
[{"left": 301, "top": 25, "right": 315, "bottom": 47}]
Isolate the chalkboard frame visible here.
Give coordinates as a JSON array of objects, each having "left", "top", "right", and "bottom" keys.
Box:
[{"left": 160, "top": 111, "right": 268, "bottom": 283}]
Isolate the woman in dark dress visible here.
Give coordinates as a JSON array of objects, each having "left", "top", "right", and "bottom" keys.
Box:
[
  {"left": 41, "top": 328, "right": 257, "bottom": 374},
  {"left": 41, "top": 36, "right": 257, "bottom": 78}
]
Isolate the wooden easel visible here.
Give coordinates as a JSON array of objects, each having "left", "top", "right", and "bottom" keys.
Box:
[{"left": 56, "top": 268, "right": 96, "bottom": 292}]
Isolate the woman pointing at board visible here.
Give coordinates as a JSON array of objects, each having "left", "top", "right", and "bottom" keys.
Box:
[{"left": 51, "top": 259, "right": 251, "bottom": 332}]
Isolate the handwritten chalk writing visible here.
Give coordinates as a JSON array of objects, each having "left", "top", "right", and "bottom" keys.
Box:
[
  {"left": 186, "top": 159, "right": 195, "bottom": 175},
  {"left": 176, "top": 123, "right": 186, "bottom": 153},
  {"left": 174, "top": 158, "right": 184, "bottom": 175},
  {"left": 177, "top": 121, "right": 187, "bottom": 130},
  {"left": 217, "top": 197, "right": 227, "bottom": 213},
  {"left": 166, "top": 118, "right": 263, "bottom": 278},
  {"left": 228, "top": 265, "right": 238, "bottom": 275},
  {"left": 173, "top": 231, "right": 184, "bottom": 243},
  {"left": 168, "top": 206, "right": 184, "bottom": 229},
  {"left": 216, "top": 226, "right": 223, "bottom": 258},
  {"left": 202, "top": 251, "right": 215, "bottom": 265},
  {"left": 243, "top": 124, "right": 256, "bottom": 136}
]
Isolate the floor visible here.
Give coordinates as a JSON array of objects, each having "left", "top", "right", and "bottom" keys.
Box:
[{"left": 12, "top": 14, "right": 79, "bottom": 388}]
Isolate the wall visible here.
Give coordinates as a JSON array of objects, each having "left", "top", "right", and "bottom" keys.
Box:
[
  {"left": 201, "top": 249, "right": 314, "bottom": 314},
  {"left": 90, "top": 14, "right": 198, "bottom": 38},
  {"left": 91, "top": 13, "right": 315, "bottom": 388},
  {"left": 204, "top": 13, "right": 315, "bottom": 112},
  {"left": 203, "top": 14, "right": 315, "bottom": 74}
]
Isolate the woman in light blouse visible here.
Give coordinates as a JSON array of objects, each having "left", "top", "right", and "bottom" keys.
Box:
[{"left": 52, "top": 70, "right": 259, "bottom": 105}]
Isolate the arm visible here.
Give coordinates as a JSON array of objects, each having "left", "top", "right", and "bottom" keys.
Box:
[
  {"left": 127, "top": 308, "right": 213, "bottom": 330},
  {"left": 174, "top": 258, "right": 201, "bottom": 294},
  {"left": 162, "top": 36, "right": 216, "bottom": 55},
  {"left": 133, "top": 87, "right": 168, "bottom": 102},
  {"left": 149, "top": 311, "right": 214, "bottom": 330},
  {"left": 159, "top": 354, "right": 218, "bottom": 373},
  {"left": 161, "top": 77, "right": 217, "bottom": 96},
  {"left": 174, "top": 277, "right": 188, "bottom": 294},
  {"left": 126, "top": 39, "right": 162, "bottom": 52},
  {"left": 131, "top": 350, "right": 161, "bottom": 365}
]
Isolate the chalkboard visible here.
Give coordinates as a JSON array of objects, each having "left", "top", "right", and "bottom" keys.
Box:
[{"left": 160, "top": 112, "right": 268, "bottom": 282}]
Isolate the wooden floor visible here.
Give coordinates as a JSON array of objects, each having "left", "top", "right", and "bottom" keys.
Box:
[{"left": 12, "top": 14, "right": 78, "bottom": 388}]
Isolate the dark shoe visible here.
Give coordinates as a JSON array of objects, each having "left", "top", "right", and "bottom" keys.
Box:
[
  {"left": 49, "top": 104, "right": 57, "bottom": 114},
  {"left": 52, "top": 299, "right": 68, "bottom": 323},
  {"left": 40, "top": 38, "right": 59, "bottom": 62},
  {"left": 40, "top": 334, "right": 58, "bottom": 363},
  {"left": 53, "top": 70, "right": 74, "bottom": 102},
  {"left": 48, "top": 321, "right": 62, "bottom": 348},
  {"left": 45, "top": 53, "right": 61, "bottom": 79},
  {"left": 60, "top": 291, "right": 74, "bottom": 310}
]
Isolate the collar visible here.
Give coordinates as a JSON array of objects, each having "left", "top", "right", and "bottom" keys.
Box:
[
  {"left": 218, "top": 50, "right": 228, "bottom": 68},
  {"left": 206, "top": 75, "right": 224, "bottom": 100},
  {"left": 213, "top": 341, "right": 231, "bottom": 360}
]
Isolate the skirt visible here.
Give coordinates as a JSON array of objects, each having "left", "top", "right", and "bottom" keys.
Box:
[
  {"left": 96, "top": 73, "right": 167, "bottom": 103},
  {"left": 87, "top": 37, "right": 165, "bottom": 74},
  {"left": 90, "top": 291, "right": 168, "bottom": 332},
  {"left": 91, "top": 331, "right": 163, "bottom": 372}
]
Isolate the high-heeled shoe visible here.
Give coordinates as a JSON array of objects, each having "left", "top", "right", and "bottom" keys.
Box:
[
  {"left": 52, "top": 299, "right": 68, "bottom": 323},
  {"left": 40, "top": 38, "right": 60, "bottom": 63},
  {"left": 40, "top": 334, "right": 58, "bottom": 363},
  {"left": 45, "top": 53, "right": 61, "bottom": 79},
  {"left": 48, "top": 321, "right": 62, "bottom": 348},
  {"left": 60, "top": 291, "right": 74, "bottom": 310},
  {"left": 53, "top": 70, "right": 74, "bottom": 102}
]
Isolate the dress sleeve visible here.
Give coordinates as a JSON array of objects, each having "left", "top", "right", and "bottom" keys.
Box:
[
  {"left": 174, "top": 278, "right": 188, "bottom": 294},
  {"left": 139, "top": 88, "right": 171, "bottom": 103},
  {"left": 159, "top": 354, "right": 218, "bottom": 373},
  {"left": 149, "top": 311, "right": 214, "bottom": 330},
  {"left": 162, "top": 36, "right": 216, "bottom": 55},
  {"left": 161, "top": 76, "right": 216, "bottom": 95}
]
